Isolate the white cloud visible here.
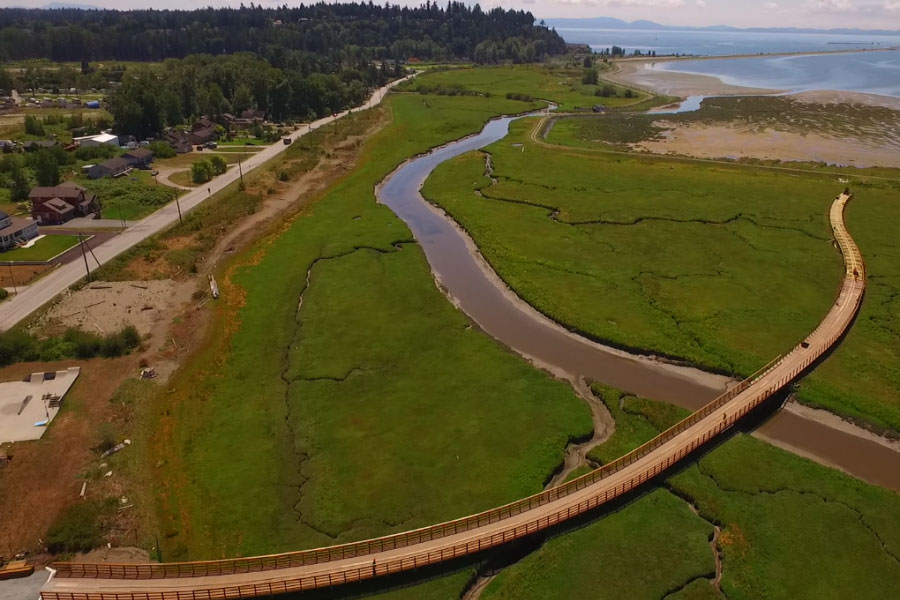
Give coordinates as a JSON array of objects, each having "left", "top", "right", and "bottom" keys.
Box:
[
  {"left": 803, "top": 0, "right": 856, "bottom": 11},
  {"left": 695, "top": 0, "right": 706, "bottom": 6},
  {"left": 553, "top": 0, "right": 685, "bottom": 6},
  {"left": 884, "top": 0, "right": 900, "bottom": 10},
  {"left": 763, "top": 1, "right": 778, "bottom": 8}
]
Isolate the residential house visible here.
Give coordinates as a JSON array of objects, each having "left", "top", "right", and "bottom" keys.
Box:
[
  {"left": 73, "top": 131, "right": 119, "bottom": 147},
  {"left": 187, "top": 117, "right": 218, "bottom": 146},
  {"left": 241, "top": 109, "right": 266, "bottom": 122},
  {"left": 164, "top": 131, "right": 193, "bottom": 154},
  {"left": 88, "top": 157, "right": 129, "bottom": 179},
  {"left": 0, "top": 211, "right": 39, "bottom": 251},
  {"left": 23, "top": 140, "right": 59, "bottom": 152},
  {"left": 123, "top": 147, "right": 153, "bottom": 168},
  {"left": 29, "top": 182, "right": 100, "bottom": 225}
]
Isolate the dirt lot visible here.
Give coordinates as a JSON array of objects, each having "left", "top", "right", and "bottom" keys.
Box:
[
  {"left": 635, "top": 122, "right": 900, "bottom": 168},
  {"left": 0, "top": 264, "right": 52, "bottom": 289},
  {"left": 29, "top": 280, "right": 188, "bottom": 339}
]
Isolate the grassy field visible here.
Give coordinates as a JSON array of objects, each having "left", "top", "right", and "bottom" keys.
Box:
[
  {"left": 144, "top": 90, "right": 595, "bottom": 560},
  {"left": 397, "top": 65, "right": 652, "bottom": 111},
  {"left": 482, "top": 489, "right": 717, "bottom": 600},
  {"left": 481, "top": 389, "right": 900, "bottom": 600},
  {"left": 77, "top": 174, "right": 175, "bottom": 221},
  {"left": 422, "top": 116, "right": 900, "bottom": 431},
  {"left": 1, "top": 234, "right": 80, "bottom": 261}
]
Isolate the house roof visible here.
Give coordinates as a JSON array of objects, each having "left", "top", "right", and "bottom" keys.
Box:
[
  {"left": 59, "top": 181, "right": 86, "bottom": 191},
  {"left": 97, "top": 157, "right": 128, "bottom": 171},
  {"left": 30, "top": 185, "right": 84, "bottom": 200},
  {"left": 0, "top": 211, "right": 9, "bottom": 220},
  {"left": 74, "top": 132, "right": 118, "bottom": 144},
  {"left": 40, "top": 198, "right": 74, "bottom": 213},
  {"left": 124, "top": 147, "right": 152, "bottom": 159},
  {"left": 189, "top": 126, "right": 216, "bottom": 140},
  {"left": 4, "top": 216, "right": 37, "bottom": 234}
]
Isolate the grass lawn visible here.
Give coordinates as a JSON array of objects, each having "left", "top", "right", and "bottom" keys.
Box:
[
  {"left": 154, "top": 152, "right": 242, "bottom": 171},
  {"left": 397, "top": 64, "right": 652, "bottom": 111},
  {"left": 218, "top": 137, "right": 271, "bottom": 146},
  {"left": 483, "top": 388, "right": 900, "bottom": 600},
  {"left": 422, "top": 116, "right": 900, "bottom": 432},
  {"left": 78, "top": 174, "right": 174, "bottom": 221},
  {"left": 143, "top": 88, "right": 595, "bottom": 560},
  {"left": 2, "top": 235, "right": 80, "bottom": 261},
  {"left": 166, "top": 170, "right": 194, "bottom": 188}
]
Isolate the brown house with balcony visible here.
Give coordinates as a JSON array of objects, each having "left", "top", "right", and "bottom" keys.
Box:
[{"left": 29, "top": 182, "right": 100, "bottom": 225}]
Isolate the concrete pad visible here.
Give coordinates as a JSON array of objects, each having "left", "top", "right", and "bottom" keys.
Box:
[
  {"left": 0, "top": 567, "right": 51, "bottom": 600},
  {"left": 0, "top": 366, "right": 80, "bottom": 444}
]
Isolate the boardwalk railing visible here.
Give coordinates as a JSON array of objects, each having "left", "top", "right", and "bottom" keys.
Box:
[{"left": 43, "top": 195, "right": 865, "bottom": 599}]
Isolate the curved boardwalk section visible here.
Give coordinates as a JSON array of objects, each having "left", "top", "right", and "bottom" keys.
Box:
[{"left": 41, "top": 194, "right": 865, "bottom": 599}]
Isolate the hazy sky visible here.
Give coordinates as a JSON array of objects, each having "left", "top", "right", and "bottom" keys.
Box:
[{"left": 11, "top": 0, "right": 900, "bottom": 30}]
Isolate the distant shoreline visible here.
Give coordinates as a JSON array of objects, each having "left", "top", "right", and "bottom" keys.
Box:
[
  {"left": 613, "top": 44, "right": 899, "bottom": 64},
  {"left": 605, "top": 47, "right": 900, "bottom": 109}
]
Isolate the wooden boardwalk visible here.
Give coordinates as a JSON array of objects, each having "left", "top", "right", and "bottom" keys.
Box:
[{"left": 41, "top": 193, "right": 865, "bottom": 600}]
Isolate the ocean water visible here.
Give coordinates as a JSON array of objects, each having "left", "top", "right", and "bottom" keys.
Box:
[
  {"left": 554, "top": 27, "right": 900, "bottom": 57},
  {"left": 656, "top": 51, "right": 900, "bottom": 97}
]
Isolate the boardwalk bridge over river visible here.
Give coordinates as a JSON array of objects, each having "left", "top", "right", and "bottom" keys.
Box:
[{"left": 41, "top": 193, "right": 866, "bottom": 599}]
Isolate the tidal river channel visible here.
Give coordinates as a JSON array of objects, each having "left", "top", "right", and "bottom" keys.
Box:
[{"left": 376, "top": 114, "right": 900, "bottom": 492}]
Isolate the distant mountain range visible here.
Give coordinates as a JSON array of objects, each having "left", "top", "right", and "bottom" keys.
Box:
[{"left": 542, "top": 17, "right": 900, "bottom": 37}]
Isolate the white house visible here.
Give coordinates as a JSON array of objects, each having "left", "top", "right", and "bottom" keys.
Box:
[
  {"left": 0, "top": 211, "right": 39, "bottom": 251},
  {"left": 73, "top": 131, "right": 119, "bottom": 148}
]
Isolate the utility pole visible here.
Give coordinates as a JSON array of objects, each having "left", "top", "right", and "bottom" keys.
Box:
[
  {"left": 7, "top": 263, "right": 16, "bottom": 295},
  {"left": 78, "top": 233, "right": 91, "bottom": 283},
  {"left": 174, "top": 190, "right": 183, "bottom": 225},
  {"left": 237, "top": 155, "right": 244, "bottom": 187}
]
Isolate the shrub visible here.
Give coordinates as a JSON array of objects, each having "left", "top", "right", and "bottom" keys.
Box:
[
  {"left": 595, "top": 84, "right": 616, "bottom": 98},
  {"left": 505, "top": 92, "right": 534, "bottom": 102},
  {"left": 45, "top": 499, "right": 115, "bottom": 554},
  {"left": 24, "top": 115, "right": 45, "bottom": 136},
  {"left": 64, "top": 328, "right": 102, "bottom": 358},
  {"left": 582, "top": 68, "right": 599, "bottom": 85},
  {"left": 75, "top": 144, "right": 119, "bottom": 162},
  {"left": 148, "top": 141, "right": 176, "bottom": 159},
  {"left": 209, "top": 154, "right": 227, "bottom": 175},
  {"left": 191, "top": 160, "right": 213, "bottom": 184},
  {"left": 0, "top": 288, "right": 7, "bottom": 301}
]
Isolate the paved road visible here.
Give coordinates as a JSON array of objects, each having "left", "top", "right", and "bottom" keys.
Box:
[
  {"left": 0, "top": 76, "right": 411, "bottom": 332},
  {"left": 41, "top": 194, "right": 865, "bottom": 599}
]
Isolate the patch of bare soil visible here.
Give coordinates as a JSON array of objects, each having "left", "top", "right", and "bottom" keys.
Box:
[
  {"left": 75, "top": 546, "right": 151, "bottom": 563},
  {"left": 0, "top": 264, "right": 52, "bottom": 288},
  {"left": 634, "top": 122, "right": 900, "bottom": 168},
  {"left": 29, "top": 280, "right": 186, "bottom": 339}
]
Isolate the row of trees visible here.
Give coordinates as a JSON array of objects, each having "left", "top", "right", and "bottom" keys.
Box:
[
  {"left": 107, "top": 53, "right": 392, "bottom": 139},
  {"left": 0, "top": 4, "right": 565, "bottom": 64}
]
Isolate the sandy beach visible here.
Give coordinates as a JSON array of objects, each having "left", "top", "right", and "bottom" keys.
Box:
[
  {"left": 608, "top": 55, "right": 900, "bottom": 109},
  {"left": 607, "top": 60, "right": 782, "bottom": 97}
]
